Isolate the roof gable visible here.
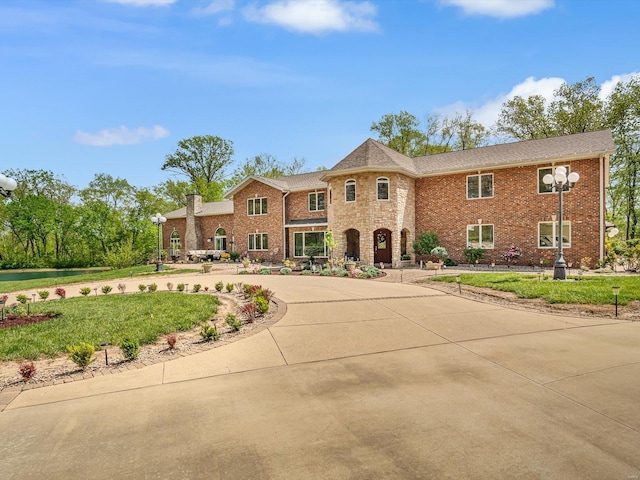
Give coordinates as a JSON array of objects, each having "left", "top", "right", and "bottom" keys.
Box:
[{"left": 324, "top": 138, "right": 417, "bottom": 177}]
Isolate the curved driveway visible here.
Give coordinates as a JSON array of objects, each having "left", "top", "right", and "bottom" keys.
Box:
[{"left": 1, "top": 272, "right": 640, "bottom": 479}]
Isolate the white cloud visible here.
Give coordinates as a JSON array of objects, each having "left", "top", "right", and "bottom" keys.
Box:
[
  {"left": 599, "top": 72, "right": 640, "bottom": 100},
  {"left": 194, "top": 0, "right": 236, "bottom": 15},
  {"left": 439, "top": 0, "right": 554, "bottom": 19},
  {"left": 102, "top": 0, "right": 177, "bottom": 7},
  {"left": 242, "top": 0, "right": 379, "bottom": 34},
  {"left": 73, "top": 125, "right": 170, "bottom": 147}
]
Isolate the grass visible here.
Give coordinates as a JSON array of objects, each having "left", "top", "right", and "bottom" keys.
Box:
[
  {"left": 0, "top": 293, "right": 220, "bottom": 361},
  {"left": 428, "top": 273, "right": 639, "bottom": 305},
  {"left": 0, "top": 265, "right": 201, "bottom": 294}
]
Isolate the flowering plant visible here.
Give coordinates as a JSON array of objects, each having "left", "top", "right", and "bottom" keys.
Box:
[{"left": 503, "top": 245, "right": 522, "bottom": 263}]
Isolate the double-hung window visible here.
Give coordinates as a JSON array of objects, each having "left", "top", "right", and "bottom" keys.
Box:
[
  {"left": 467, "top": 174, "right": 493, "bottom": 199},
  {"left": 377, "top": 177, "right": 389, "bottom": 200},
  {"left": 538, "top": 166, "right": 571, "bottom": 194},
  {"left": 248, "top": 233, "right": 268, "bottom": 251},
  {"left": 467, "top": 224, "right": 494, "bottom": 249},
  {"left": 345, "top": 179, "right": 356, "bottom": 202},
  {"left": 309, "top": 192, "right": 325, "bottom": 212},
  {"left": 247, "top": 197, "right": 267, "bottom": 216},
  {"left": 538, "top": 222, "right": 571, "bottom": 248},
  {"left": 294, "top": 232, "right": 327, "bottom": 257}
]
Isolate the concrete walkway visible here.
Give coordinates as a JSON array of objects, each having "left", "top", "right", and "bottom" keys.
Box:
[{"left": 1, "top": 269, "right": 639, "bottom": 479}]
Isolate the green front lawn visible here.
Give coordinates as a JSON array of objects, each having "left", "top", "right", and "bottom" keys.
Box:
[
  {"left": 428, "top": 273, "right": 638, "bottom": 305},
  {"left": 0, "top": 293, "right": 220, "bottom": 361}
]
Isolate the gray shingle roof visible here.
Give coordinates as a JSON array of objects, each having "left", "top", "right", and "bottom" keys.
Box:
[
  {"left": 275, "top": 170, "right": 326, "bottom": 191},
  {"left": 164, "top": 200, "right": 234, "bottom": 219},
  {"left": 414, "top": 129, "right": 615, "bottom": 175},
  {"left": 326, "top": 138, "right": 418, "bottom": 176}
]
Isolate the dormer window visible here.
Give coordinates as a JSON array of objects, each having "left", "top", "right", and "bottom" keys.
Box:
[
  {"left": 377, "top": 177, "right": 389, "bottom": 200},
  {"left": 345, "top": 179, "right": 356, "bottom": 202}
]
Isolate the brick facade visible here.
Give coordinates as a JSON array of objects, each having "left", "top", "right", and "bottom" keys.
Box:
[{"left": 285, "top": 190, "right": 327, "bottom": 223}]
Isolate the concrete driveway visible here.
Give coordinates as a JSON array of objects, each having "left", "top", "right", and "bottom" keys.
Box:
[{"left": 1, "top": 272, "right": 639, "bottom": 479}]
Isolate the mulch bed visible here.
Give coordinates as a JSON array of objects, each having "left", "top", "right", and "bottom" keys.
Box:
[{"left": 0, "top": 313, "right": 60, "bottom": 330}]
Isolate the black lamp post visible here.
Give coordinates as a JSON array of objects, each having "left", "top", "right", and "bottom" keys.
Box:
[
  {"left": 151, "top": 213, "right": 167, "bottom": 272},
  {"left": 542, "top": 166, "right": 580, "bottom": 280},
  {"left": 0, "top": 173, "right": 17, "bottom": 198}
]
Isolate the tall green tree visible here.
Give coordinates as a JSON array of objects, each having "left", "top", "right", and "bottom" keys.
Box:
[
  {"left": 225, "top": 154, "right": 306, "bottom": 189},
  {"left": 162, "top": 135, "right": 233, "bottom": 182},
  {"left": 370, "top": 111, "right": 427, "bottom": 156}
]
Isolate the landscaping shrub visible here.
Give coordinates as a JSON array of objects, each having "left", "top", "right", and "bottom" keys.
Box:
[
  {"left": 413, "top": 231, "right": 439, "bottom": 256},
  {"left": 148, "top": 283, "right": 158, "bottom": 292},
  {"left": 200, "top": 323, "right": 220, "bottom": 341},
  {"left": 443, "top": 258, "right": 458, "bottom": 266},
  {"left": 138, "top": 284, "right": 147, "bottom": 293},
  {"left": 234, "top": 282, "right": 243, "bottom": 294},
  {"left": 37, "top": 290, "right": 50, "bottom": 301},
  {"left": 225, "top": 313, "right": 242, "bottom": 331},
  {"left": 55, "top": 287, "right": 66, "bottom": 299},
  {"left": 259, "top": 268, "right": 272, "bottom": 275},
  {"left": 117, "top": 283, "right": 126, "bottom": 294},
  {"left": 16, "top": 294, "right": 28, "bottom": 304},
  {"left": 238, "top": 270, "right": 249, "bottom": 275},
  {"left": 319, "top": 269, "right": 332, "bottom": 276},
  {"left": 120, "top": 337, "right": 140, "bottom": 361},
  {"left": 240, "top": 303, "right": 258, "bottom": 323},
  {"left": 66, "top": 343, "right": 96, "bottom": 369},
  {"left": 359, "top": 265, "right": 382, "bottom": 277},
  {"left": 19, "top": 362, "right": 37, "bottom": 382},
  {"left": 215, "top": 281, "right": 224, "bottom": 292},
  {"left": 279, "top": 268, "right": 292, "bottom": 275},
  {"left": 225, "top": 283, "right": 234, "bottom": 293},
  {"left": 193, "top": 284, "right": 202, "bottom": 293},
  {"left": 177, "top": 283, "right": 185, "bottom": 292},
  {"left": 358, "top": 272, "right": 373, "bottom": 279},
  {"left": 166, "top": 334, "right": 177, "bottom": 350},
  {"left": 300, "top": 270, "right": 312, "bottom": 276},
  {"left": 259, "top": 288, "right": 274, "bottom": 302},
  {"left": 166, "top": 282, "right": 174, "bottom": 291},
  {"left": 101, "top": 285, "right": 113, "bottom": 295},
  {"left": 254, "top": 296, "right": 269, "bottom": 314},
  {"left": 79, "top": 288, "right": 91, "bottom": 297},
  {"left": 463, "top": 247, "right": 486, "bottom": 264},
  {"left": 230, "top": 251, "right": 240, "bottom": 261},
  {"left": 335, "top": 268, "right": 348, "bottom": 277}
]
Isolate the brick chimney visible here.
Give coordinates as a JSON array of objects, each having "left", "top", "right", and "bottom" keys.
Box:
[{"left": 185, "top": 193, "right": 202, "bottom": 251}]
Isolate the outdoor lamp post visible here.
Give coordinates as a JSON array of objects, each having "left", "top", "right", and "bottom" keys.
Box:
[
  {"left": 456, "top": 274, "right": 461, "bottom": 294},
  {"left": 0, "top": 173, "right": 18, "bottom": 198},
  {"left": 612, "top": 286, "right": 621, "bottom": 317},
  {"left": 151, "top": 213, "right": 167, "bottom": 272},
  {"left": 543, "top": 166, "right": 580, "bottom": 280}
]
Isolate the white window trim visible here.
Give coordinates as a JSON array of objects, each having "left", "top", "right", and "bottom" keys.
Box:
[
  {"left": 345, "top": 179, "right": 356, "bottom": 203},
  {"left": 308, "top": 191, "right": 325, "bottom": 212},
  {"left": 214, "top": 228, "right": 226, "bottom": 251},
  {"left": 248, "top": 233, "right": 268, "bottom": 251},
  {"left": 538, "top": 165, "right": 571, "bottom": 194},
  {"left": 538, "top": 221, "right": 571, "bottom": 248},
  {"left": 377, "top": 177, "right": 390, "bottom": 201},
  {"left": 466, "top": 173, "right": 494, "bottom": 200},
  {"left": 293, "top": 231, "right": 328, "bottom": 258},
  {"left": 247, "top": 197, "right": 268, "bottom": 216},
  {"left": 466, "top": 224, "right": 494, "bottom": 249}
]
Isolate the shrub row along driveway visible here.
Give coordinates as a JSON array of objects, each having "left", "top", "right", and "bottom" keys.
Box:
[{"left": 1, "top": 273, "right": 639, "bottom": 479}]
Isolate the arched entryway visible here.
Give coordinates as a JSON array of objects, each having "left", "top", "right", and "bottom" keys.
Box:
[
  {"left": 374, "top": 228, "right": 392, "bottom": 264},
  {"left": 345, "top": 229, "right": 360, "bottom": 261},
  {"left": 170, "top": 230, "right": 181, "bottom": 260},
  {"left": 214, "top": 227, "right": 227, "bottom": 251}
]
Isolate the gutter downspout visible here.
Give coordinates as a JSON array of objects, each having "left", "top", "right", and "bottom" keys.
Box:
[{"left": 282, "top": 191, "right": 290, "bottom": 262}]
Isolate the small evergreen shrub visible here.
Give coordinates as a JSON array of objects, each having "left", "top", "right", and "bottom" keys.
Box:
[
  {"left": 336, "top": 268, "right": 348, "bottom": 277},
  {"left": 254, "top": 296, "right": 269, "bottom": 314},
  {"left": 463, "top": 247, "right": 486, "bottom": 264},
  {"left": 101, "top": 285, "right": 113, "bottom": 295},
  {"left": 215, "top": 281, "right": 224, "bottom": 292},
  {"left": 66, "top": 343, "right": 96, "bottom": 369},
  {"left": 225, "top": 313, "right": 242, "bottom": 331},
  {"left": 16, "top": 294, "right": 28, "bottom": 304},
  {"left": 38, "top": 290, "right": 50, "bottom": 301},
  {"left": 200, "top": 323, "right": 220, "bottom": 341},
  {"left": 193, "top": 284, "right": 202, "bottom": 293},
  {"left": 319, "top": 269, "right": 332, "bottom": 276},
  {"left": 230, "top": 251, "right": 240, "bottom": 261},
  {"left": 225, "top": 283, "right": 234, "bottom": 293},
  {"left": 259, "top": 268, "right": 272, "bottom": 275},
  {"left": 279, "top": 268, "right": 292, "bottom": 275},
  {"left": 19, "top": 362, "right": 37, "bottom": 382},
  {"left": 120, "top": 337, "right": 140, "bottom": 361},
  {"left": 55, "top": 287, "right": 66, "bottom": 299},
  {"left": 138, "top": 284, "right": 147, "bottom": 293},
  {"left": 238, "top": 270, "right": 249, "bottom": 275},
  {"left": 148, "top": 283, "right": 158, "bottom": 292},
  {"left": 79, "top": 288, "right": 91, "bottom": 297},
  {"left": 443, "top": 258, "right": 458, "bottom": 266},
  {"left": 300, "top": 269, "right": 313, "bottom": 276},
  {"left": 177, "top": 283, "right": 185, "bottom": 292}
]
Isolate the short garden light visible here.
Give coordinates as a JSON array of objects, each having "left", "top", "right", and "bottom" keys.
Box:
[
  {"left": 456, "top": 275, "right": 461, "bottom": 294},
  {"left": 612, "top": 286, "right": 621, "bottom": 317}
]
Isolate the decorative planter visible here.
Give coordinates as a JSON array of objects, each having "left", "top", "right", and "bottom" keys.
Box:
[
  {"left": 202, "top": 264, "right": 213, "bottom": 273},
  {"left": 345, "top": 262, "right": 356, "bottom": 271}
]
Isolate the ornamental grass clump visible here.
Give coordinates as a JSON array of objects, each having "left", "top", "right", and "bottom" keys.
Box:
[{"left": 66, "top": 342, "right": 96, "bottom": 369}]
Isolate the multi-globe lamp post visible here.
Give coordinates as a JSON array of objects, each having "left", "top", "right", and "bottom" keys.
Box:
[
  {"left": 151, "top": 213, "right": 167, "bottom": 272},
  {"left": 0, "top": 173, "right": 18, "bottom": 198},
  {"left": 542, "top": 166, "right": 580, "bottom": 280}
]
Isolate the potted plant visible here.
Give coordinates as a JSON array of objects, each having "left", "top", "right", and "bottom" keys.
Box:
[
  {"left": 345, "top": 260, "right": 357, "bottom": 271},
  {"left": 502, "top": 245, "right": 521, "bottom": 267},
  {"left": 430, "top": 246, "right": 449, "bottom": 266},
  {"left": 202, "top": 262, "right": 213, "bottom": 273}
]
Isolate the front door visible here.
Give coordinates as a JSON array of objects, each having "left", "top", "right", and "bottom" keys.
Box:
[{"left": 373, "top": 229, "right": 392, "bottom": 264}]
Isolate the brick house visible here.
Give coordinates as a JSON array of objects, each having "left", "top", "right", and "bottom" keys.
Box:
[{"left": 163, "top": 129, "right": 615, "bottom": 267}]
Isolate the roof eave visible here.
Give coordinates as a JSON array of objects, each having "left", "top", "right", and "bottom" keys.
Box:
[{"left": 320, "top": 166, "right": 417, "bottom": 181}]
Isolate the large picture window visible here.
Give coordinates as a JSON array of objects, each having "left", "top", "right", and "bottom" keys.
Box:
[
  {"left": 247, "top": 197, "right": 268, "bottom": 216},
  {"left": 377, "top": 177, "right": 389, "bottom": 200},
  {"left": 467, "top": 174, "right": 493, "bottom": 199},
  {"left": 294, "top": 231, "right": 327, "bottom": 257},
  {"left": 248, "top": 233, "right": 268, "bottom": 251},
  {"left": 538, "top": 166, "right": 571, "bottom": 194},
  {"left": 538, "top": 222, "right": 571, "bottom": 248},
  {"left": 467, "top": 224, "right": 494, "bottom": 249},
  {"left": 345, "top": 179, "right": 356, "bottom": 202},
  {"left": 309, "top": 192, "right": 325, "bottom": 212}
]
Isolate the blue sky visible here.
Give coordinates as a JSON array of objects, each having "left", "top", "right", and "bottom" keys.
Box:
[{"left": 2, "top": 0, "right": 639, "bottom": 191}]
